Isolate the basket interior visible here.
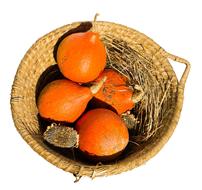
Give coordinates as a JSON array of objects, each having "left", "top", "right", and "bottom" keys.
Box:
[{"left": 11, "top": 21, "right": 179, "bottom": 174}]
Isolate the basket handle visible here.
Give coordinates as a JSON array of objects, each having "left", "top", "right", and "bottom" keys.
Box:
[{"left": 165, "top": 52, "right": 191, "bottom": 89}]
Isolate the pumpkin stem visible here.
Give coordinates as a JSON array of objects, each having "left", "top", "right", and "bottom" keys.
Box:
[
  {"left": 90, "top": 76, "right": 107, "bottom": 94},
  {"left": 131, "top": 85, "right": 144, "bottom": 104},
  {"left": 94, "top": 13, "right": 100, "bottom": 22}
]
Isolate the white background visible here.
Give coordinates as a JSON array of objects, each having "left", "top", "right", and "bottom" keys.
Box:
[{"left": 0, "top": 0, "right": 201, "bottom": 189}]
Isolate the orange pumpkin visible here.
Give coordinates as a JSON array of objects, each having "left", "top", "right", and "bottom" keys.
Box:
[
  {"left": 75, "top": 108, "right": 129, "bottom": 158},
  {"left": 94, "top": 69, "right": 136, "bottom": 114},
  {"left": 37, "top": 77, "right": 106, "bottom": 123},
  {"left": 56, "top": 31, "right": 106, "bottom": 83}
]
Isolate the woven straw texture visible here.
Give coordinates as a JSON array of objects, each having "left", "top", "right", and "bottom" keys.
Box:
[{"left": 10, "top": 21, "right": 190, "bottom": 179}]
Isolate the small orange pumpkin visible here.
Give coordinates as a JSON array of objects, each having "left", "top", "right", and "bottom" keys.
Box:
[
  {"left": 37, "top": 77, "right": 106, "bottom": 123},
  {"left": 94, "top": 69, "right": 143, "bottom": 114},
  {"left": 75, "top": 108, "right": 129, "bottom": 158},
  {"left": 56, "top": 31, "right": 106, "bottom": 83}
]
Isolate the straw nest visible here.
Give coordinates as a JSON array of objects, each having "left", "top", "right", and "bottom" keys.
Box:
[{"left": 10, "top": 19, "right": 190, "bottom": 181}]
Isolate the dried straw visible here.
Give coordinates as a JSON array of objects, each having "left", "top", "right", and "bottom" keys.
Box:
[{"left": 103, "top": 35, "right": 174, "bottom": 142}]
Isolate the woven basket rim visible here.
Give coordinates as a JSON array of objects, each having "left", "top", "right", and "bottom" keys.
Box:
[{"left": 10, "top": 21, "right": 190, "bottom": 178}]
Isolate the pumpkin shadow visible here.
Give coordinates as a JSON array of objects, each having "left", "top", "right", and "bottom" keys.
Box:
[
  {"left": 35, "top": 64, "right": 64, "bottom": 103},
  {"left": 87, "top": 98, "right": 118, "bottom": 114}
]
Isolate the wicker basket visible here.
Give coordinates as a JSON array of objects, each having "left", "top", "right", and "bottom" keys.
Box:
[{"left": 10, "top": 21, "right": 190, "bottom": 180}]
